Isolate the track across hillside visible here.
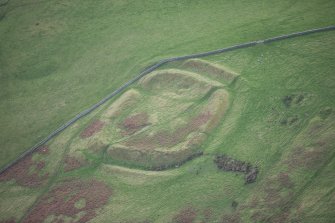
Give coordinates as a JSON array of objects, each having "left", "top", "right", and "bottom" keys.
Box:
[{"left": 1, "top": 25, "right": 334, "bottom": 175}]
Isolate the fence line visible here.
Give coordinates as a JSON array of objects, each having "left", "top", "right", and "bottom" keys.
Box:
[{"left": 1, "top": 25, "right": 334, "bottom": 175}]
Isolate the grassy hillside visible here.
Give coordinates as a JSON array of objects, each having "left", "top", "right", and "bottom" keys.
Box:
[
  {"left": 0, "top": 0, "right": 335, "bottom": 223},
  {"left": 1, "top": 0, "right": 335, "bottom": 168}
]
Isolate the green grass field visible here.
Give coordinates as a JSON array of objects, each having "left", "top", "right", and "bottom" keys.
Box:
[{"left": 0, "top": 0, "right": 335, "bottom": 222}]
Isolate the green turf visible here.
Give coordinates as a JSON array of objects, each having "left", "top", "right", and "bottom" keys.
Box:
[
  {"left": 1, "top": 0, "right": 335, "bottom": 168},
  {"left": 0, "top": 0, "right": 335, "bottom": 222}
]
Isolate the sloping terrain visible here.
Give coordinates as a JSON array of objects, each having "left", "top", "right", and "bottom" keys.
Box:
[
  {"left": 1, "top": 0, "right": 335, "bottom": 169},
  {"left": 0, "top": 1, "right": 335, "bottom": 223},
  {"left": 1, "top": 31, "right": 335, "bottom": 222},
  {"left": 67, "top": 66, "right": 232, "bottom": 171},
  {"left": 0, "top": 59, "right": 239, "bottom": 222}
]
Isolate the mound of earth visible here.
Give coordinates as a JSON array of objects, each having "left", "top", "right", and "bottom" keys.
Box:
[
  {"left": 66, "top": 64, "right": 234, "bottom": 170},
  {"left": 182, "top": 59, "right": 238, "bottom": 84}
]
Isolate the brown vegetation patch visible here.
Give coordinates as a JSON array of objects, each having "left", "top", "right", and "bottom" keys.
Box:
[
  {"left": 221, "top": 213, "right": 241, "bottom": 223},
  {"left": 201, "top": 208, "right": 213, "bottom": 223},
  {"left": 247, "top": 175, "right": 294, "bottom": 222},
  {"left": 264, "top": 187, "right": 282, "bottom": 208},
  {"left": 80, "top": 120, "right": 105, "bottom": 139},
  {"left": 120, "top": 113, "right": 149, "bottom": 136},
  {"left": 287, "top": 146, "right": 327, "bottom": 170},
  {"left": 270, "top": 212, "right": 290, "bottom": 223},
  {"left": 88, "top": 141, "right": 108, "bottom": 154},
  {"left": 263, "top": 177, "right": 293, "bottom": 208},
  {"left": 252, "top": 211, "right": 289, "bottom": 223},
  {"left": 63, "top": 155, "right": 88, "bottom": 172},
  {"left": 126, "top": 112, "right": 211, "bottom": 149},
  {"left": 0, "top": 146, "right": 49, "bottom": 187},
  {"left": 22, "top": 179, "right": 112, "bottom": 223},
  {"left": 37, "top": 145, "right": 49, "bottom": 155},
  {"left": 0, "top": 218, "right": 16, "bottom": 223},
  {"left": 214, "top": 155, "right": 258, "bottom": 184},
  {"left": 124, "top": 220, "right": 151, "bottom": 223},
  {"left": 188, "top": 112, "right": 212, "bottom": 129},
  {"left": 35, "top": 161, "right": 46, "bottom": 170},
  {"left": 172, "top": 207, "right": 197, "bottom": 223},
  {"left": 277, "top": 172, "right": 294, "bottom": 189}
]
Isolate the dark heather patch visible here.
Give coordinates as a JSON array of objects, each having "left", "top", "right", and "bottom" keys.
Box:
[
  {"left": 37, "top": 146, "right": 49, "bottom": 155},
  {"left": 200, "top": 208, "right": 213, "bottom": 223},
  {"left": 80, "top": 120, "right": 105, "bottom": 139},
  {"left": 247, "top": 173, "right": 295, "bottom": 222},
  {"left": 120, "top": 112, "right": 149, "bottom": 136},
  {"left": 220, "top": 213, "right": 241, "bottom": 223},
  {"left": 22, "top": 179, "right": 112, "bottom": 223},
  {"left": 0, "top": 146, "right": 49, "bottom": 187},
  {"left": 172, "top": 207, "right": 197, "bottom": 223},
  {"left": 63, "top": 155, "right": 88, "bottom": 172},
  {"left": 0, "top": 218, "right": 16, "bottom": 223},
  {"left": 287, "top": 146, "right": 327, "bottom": 170},
  {"left": 125, "top": 112, "right": 211, "bottom": 149},
  {"left": 252, "top": 211, "right": 290, "bottom": 223},
  {"left": 277, "top": 172, "right": 294, "bottom": 189}
]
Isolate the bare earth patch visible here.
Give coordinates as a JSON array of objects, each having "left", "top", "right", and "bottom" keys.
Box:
[
  {"left": 0, "top": 146, "right": 49, "bottom": 187},
  {"left": 22, "top": 179, "right": 112, "bottom": 223},
  {"left": 80, "top": 120, "right": 105, "bottom": 138}
]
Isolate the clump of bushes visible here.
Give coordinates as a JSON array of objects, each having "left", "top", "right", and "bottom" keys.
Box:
[{"left": 214, "top": 154, "right": 258, "bottom": 184}]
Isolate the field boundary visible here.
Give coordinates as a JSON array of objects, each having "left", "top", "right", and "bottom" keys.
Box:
[{"left": 1, "top": 25, "right": 334, "bottom": 175}]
